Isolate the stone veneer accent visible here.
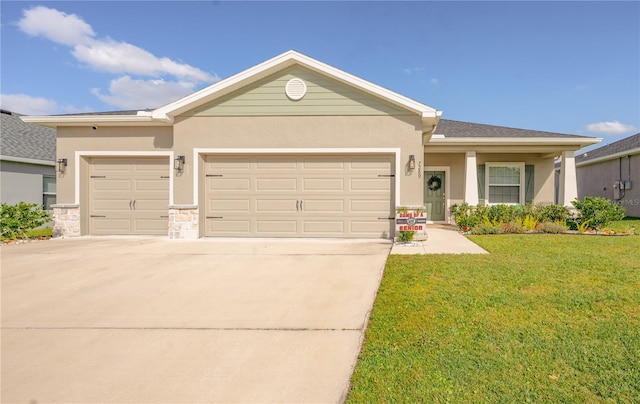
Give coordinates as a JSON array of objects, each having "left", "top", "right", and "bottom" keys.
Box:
[
  {"left": 169, "top": 205, "right": 199, "bottom": 239},
  {"left": 51, "top": 204, "right": 81, "bottom": 238}
]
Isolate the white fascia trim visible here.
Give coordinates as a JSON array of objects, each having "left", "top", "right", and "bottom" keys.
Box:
[
  {"left": 21, "top": 115, "right": 172, "bottom": 128},
  {"left": 74, "top": 151, "right": 174, "bottom": 205},
  {"left": 154, "top": 50, "right": 437, "bottom": 119},
  {"left": 428, "top": 137, "right": 602, "bottom": 146},
  {"left": 576, "top": 147, "right": 640, "bottom": 167},
  {"left": 192, "top": 147, "right": 402, "bottom": 206},
  {"left": 0, "top": 155, "right": 55, "bottom": 166}
]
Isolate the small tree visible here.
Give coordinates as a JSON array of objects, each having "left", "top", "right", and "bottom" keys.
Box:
[
  {"left": 0, "top": 202, "right": 51, "bottom": 240},
  {"left": 571, "top": 197, "right": 625, "bottom": 230}
]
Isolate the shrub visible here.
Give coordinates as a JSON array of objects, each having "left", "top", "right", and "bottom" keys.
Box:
[
  {"left": 536, "top": 221, "right": 569, "bottom": 234},
  {"left": 1, "top": 202, "right": 51, "bottom": 240},
  {"left": 470, "top": 223, "right": 502, "bottom": 235},
  {"left": 397, "top": 230, "right": 415, "bottom": 243},
  {"left": 572, "top": 197, "right": 625, "bottom": 230},
  {"left": 452, "top": 203, "right": 481, "bottom": 229},
  {"left": 523, "top": 215, "right": 538, "bottom": 231},
  {"left": 534, "top": 204, "right": 570, "bottom": 223},
  {"left": 501, "top": 221, "right": 526, "bottom": 234}
]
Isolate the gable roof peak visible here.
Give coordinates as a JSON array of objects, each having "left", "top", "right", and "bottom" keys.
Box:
[{"left": 152, "top": 50, "right": 439, "bottom": 121}]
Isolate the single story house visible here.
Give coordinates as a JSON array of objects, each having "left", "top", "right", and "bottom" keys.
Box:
[
  {"left": 575, "top": 132, "right": 640, "bottom": 217},
  {"left": 23, "top": 50, "right": 599, "bottom": 239},
  {"left": 1, "top": 109, "right": 57, "bottom": 208}
]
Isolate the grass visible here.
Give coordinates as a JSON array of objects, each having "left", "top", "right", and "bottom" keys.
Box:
[
  {"left": 348, "top": 235, "right": 640, "bottom": 403},
  {"left": 2, "top": 226, "right": 53, "bottom": 241},
  {"left": 604, "top": 217, "right": 640, "bottom": 234}
]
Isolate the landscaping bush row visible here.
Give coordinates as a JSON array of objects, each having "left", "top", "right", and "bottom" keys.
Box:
[
  {"left": 452, "top": 196, "right": 626, "bottom": 235},
  {"left": 1, "top": 202, "right": 51, "bottom": 240}
]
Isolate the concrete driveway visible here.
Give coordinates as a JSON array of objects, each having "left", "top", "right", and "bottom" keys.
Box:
[{"left": 1, "top": 237, "right": 391, "bottom": 403}]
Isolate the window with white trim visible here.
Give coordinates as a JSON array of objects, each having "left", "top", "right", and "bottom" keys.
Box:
[
  {"left": 43, "top": 176, "right": 56, "bottom": 210},
  {"left": 485, "top": 163, "right": 525, "bottom": 205}
]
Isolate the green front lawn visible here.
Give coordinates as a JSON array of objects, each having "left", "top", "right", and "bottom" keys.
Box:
[{"left": 348, "top": 235, "right": 640, "bottom": 402}]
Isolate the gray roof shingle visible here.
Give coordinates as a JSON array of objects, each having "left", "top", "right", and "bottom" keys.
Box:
[
  {"left": 1, "top": 110, "right": 56, "bottom": 162},
  {"left": 576, "top": 132, "right": 640, "bottom": 164},
  {"left": 435, "top": 119, "right": 593, "bottom": 139}
]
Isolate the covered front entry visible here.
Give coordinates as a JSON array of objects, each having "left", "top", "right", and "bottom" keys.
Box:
[
  {"left": 88, "top": 157, "right": 170, "bottom": 235},
  {"left": 424, "top": 170, "right": 446, "bottom": 221},
  {"left": 203, "top": 154, "right": 395, "bottom": 238}
]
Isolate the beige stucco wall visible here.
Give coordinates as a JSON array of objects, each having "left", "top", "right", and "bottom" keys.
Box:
[
  {"left": 55, "top": 115, "right": 424, "bottom": 210},
  {"left": 173, "top": 114, "right": 425, "bottom": 206},
  {"left": 55, "top": 126, "right": 174, "bottom": 205},
  {"left": 477, "top": 153, "right": 555, "bottom": 205},
  {"left": 577, "top": 155, "right": 640, "bottom": 217},
  {"left": 424, "top": 152, "right": 556, "bottom": 208}
]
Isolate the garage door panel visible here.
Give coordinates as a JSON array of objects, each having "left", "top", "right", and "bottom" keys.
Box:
[
  {"left": 256, "top": 158, "right": 297, "bottom": 170},
  {"left": 350, "top": 159, "right": 393, "bottom": 171},
  {"left": 92, "top": 197, "right": 132, "bottom": 212},
  {"left": 302, "top": 159, "right": 345, "bottom": 170},
  {"left": 91, "top": 218, "right": 133, "bottom": 233},
  {"left": 256, "top": 199, "right": 297, "bottom": 212},
  {"left": 207, "top": 158, "right": 251, "bottom": 171},
  {"left": 301, "top": 199, "right": 344, "bottom": 213},
  {"left": 351, "top": 199, "right": 392, "bottom": 213},
  {"left": 210, "top": 199, "right": 251, "bottom": 212},
  {"left": 89, "top": 157, "right": 169, "bottom": 235},
  {"left": 91, "top": 179, "right": 132, "bottom": 192},
  {"left": 204, "top": 154, "right": 393, "bottom": 238},
  {"left": 134, "top": 179, "right": 169, "bottom": 191},
  {"left": 256, "top": 220, "right": 297, "bottom": 234},
  {"left": 303, "top": 178, "right": 344, "bottom": 191},
  {"left": 207, "top": 219, "right": 251, "bottom": 234},
  {"left": 256, "top": 178, "right": 297, "bottom": 191},
  {"left": 302, "top": 220, "right": 344, "bottom": 234},
  {"left": 208, "top": 178, "right": 251, "bottom": 191},
  {"left": 350, "top": 178, "right": 392, "bottom": 191}
]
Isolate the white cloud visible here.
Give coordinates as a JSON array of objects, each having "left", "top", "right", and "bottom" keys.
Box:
[
  {"left": 73, "top": 39, "right": 217, "bottom": 83},
  {"left": 585, "top": 121, "right": 637, "bottom": 135},
  {"left": 429, "top": 78, "right": 439, "bottom": 85},
  {"left": 18, "top": 6, "right": 94, "bottom": 46},
  {"left": 0, "top": 93, "right": 58, "bottom": 115},
  {"left": 16, "top": 6, "right": 217, "bottom": 109},
  {"left": 91, "top": 76, "right": 198, "bottom": 109}
]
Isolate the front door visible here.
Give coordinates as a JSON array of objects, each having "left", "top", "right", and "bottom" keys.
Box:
[{"left": 424, "top": 170, "right": 445, "bottom": 221}]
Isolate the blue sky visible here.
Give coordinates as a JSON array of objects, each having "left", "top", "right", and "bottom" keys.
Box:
[{"left": 1, "top": 1, "right": 638, "bottom": 151}]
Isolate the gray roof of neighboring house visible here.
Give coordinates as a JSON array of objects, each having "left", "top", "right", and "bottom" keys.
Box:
[
  {"left": 1, "top": 109, "right": 56, "bottom": 162},
  {"left": 575, "top": 132, "right": 640, "bottom": 164},
  {"left": 435, "top": 119, "right": 593, "bottom": 139}
]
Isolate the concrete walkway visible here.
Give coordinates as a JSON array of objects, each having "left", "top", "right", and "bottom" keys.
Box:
[
  {"left": 391, "top": 225, "right": 488, "bottom": 254},
  {"left": 1, "top": 237, "right": 391, "bottom": 403}
]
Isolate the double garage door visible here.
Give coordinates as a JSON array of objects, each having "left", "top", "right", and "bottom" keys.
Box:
[
  {"left": 204, "top": 154, "right": 395, "bottom": 238},
  {"left": 88, "top": 157, "right": 169, "bottom": 235}
]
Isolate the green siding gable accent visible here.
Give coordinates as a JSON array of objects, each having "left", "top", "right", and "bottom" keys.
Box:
[{"left": 186, "top": 66, "right": 412, "bottom": 117}]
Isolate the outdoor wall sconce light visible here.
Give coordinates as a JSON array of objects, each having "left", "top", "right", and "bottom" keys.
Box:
[
  {"left": 408, "top": 155, "right": 416, "bottom": 170},
  {"left": 57, "top": 158, "right": 68, "bottom": 174},
  {"left": 174, "top": 155, "right": 185, "bottom": 172}
]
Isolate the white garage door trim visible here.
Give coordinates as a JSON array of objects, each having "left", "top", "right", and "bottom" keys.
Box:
[
  {"left": 74, "top": 151, "right": 175, "bottom": 205},
  {"left": 193, "top": 148, "right": 402, "bottom": 206}
]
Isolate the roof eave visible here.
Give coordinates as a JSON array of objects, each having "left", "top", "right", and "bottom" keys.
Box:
[
  {"left": 21, "top": 114, "right": 173, "bottom": 128},
  {"left": 427, "top": 137, "right": 602, "bottom": 148},
  {"left": 576, "top": 146, "right": 640, "bottom": 167},
  {"left": 153, "top": 50, "right": 438, "bottom": 120}
]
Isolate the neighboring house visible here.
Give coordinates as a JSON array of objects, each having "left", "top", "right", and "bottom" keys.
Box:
[
  {"left": 23, "top": 50, "right": 599, "bottom": 239},
  {"left": 575, "top": 133, "right": 640, "bottom": 217},
  {"left": 1, "top": 109, "right": 57, "bottom": 208}
]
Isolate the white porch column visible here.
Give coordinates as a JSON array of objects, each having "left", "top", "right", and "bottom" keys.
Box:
[
  {"left": 464, "top": 151, "right": 479, "bottom": 205},
  {"left": 558, "top": 150, "right": 578, "bottom": 206}
]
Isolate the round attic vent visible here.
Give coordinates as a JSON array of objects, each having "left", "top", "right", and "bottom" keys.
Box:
[{"left": 285, "top": 78, "right": 307, "bottom": 100}]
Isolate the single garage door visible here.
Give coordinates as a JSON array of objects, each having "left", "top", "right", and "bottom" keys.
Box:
[
  {"left": 89, "top": 157, "right": 169, "bottom": 235},
  {"left": 204, "top": 154, "right": 395, "bottom": 238}
]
